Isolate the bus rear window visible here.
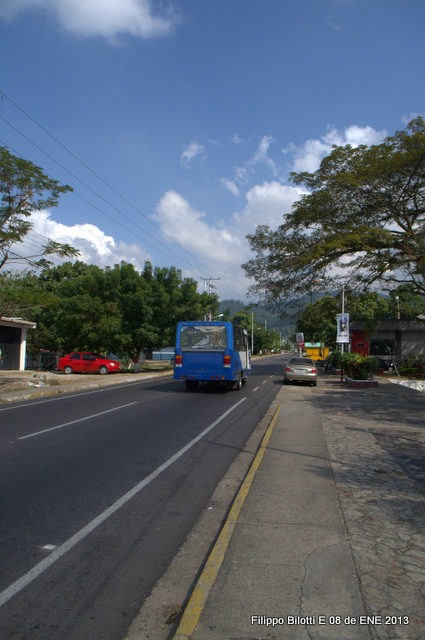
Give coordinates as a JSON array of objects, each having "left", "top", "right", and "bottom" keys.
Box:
[{"left": 180, "top": 325, "right": 227, "bottom": 350}]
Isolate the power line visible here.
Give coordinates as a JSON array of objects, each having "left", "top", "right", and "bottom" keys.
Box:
[
  {"left": 0, "top": 119, "right": 204, "bottom": 274},
  {"left": 0, "top": 92, "right": 244, "bottom": 300},
  {"left": 0, "top": 91, "right": 225, "bottom": 278}
]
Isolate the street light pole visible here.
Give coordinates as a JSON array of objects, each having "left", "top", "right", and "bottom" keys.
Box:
[
  {"left": 396, "top": 296, "right": 400, "bottom": 320},
  {"left": 251, "top": 312, "right": 254, "bottom": 356}
]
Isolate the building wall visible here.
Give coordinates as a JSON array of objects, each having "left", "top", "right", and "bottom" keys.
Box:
[
  {"left": 0, "top": 325, "right": 21, "bottom": 370},
  {"left": 0, "top": 319, "right": 36, "bottom": 370},
  {"left": 401, "top": 331, "right": 425, "bottom": 359},
  {"left": 350, "top": 322, "right": 425, "bottom": 363}
]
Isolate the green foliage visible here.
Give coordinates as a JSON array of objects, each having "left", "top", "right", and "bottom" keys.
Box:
[
  {"left": 0, "top": 147, "right": 79, "bottom": 270},
  {"left": 231, "top": 310, "right": 281, "bottom": 353},
  {"left": 398, "top": 353, "right": 425, "bottom": 376},
  {"left": 12, "top": 261, "right": 216, "bottom": 357},
  {"left": 296, "top": 291, "right": 393, "bottom": 345},
  {"left": 328, "top": 350, "right": 342, "bottom": 367},
  {"left": 0, "top": 269, "right": 54, "bottom": 317},
  {"left": 341, "top": 353, "right": 378, "bottom": 380},
  {"left": 243, "top": 118, "right": 425, "bottom": 306}
]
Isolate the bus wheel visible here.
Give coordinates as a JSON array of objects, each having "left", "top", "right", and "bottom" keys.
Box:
[{"left": 234, "top": 376, "right": 242, "bottom": 390}]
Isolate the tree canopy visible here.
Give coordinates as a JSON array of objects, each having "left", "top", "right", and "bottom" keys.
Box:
[
  {"left": 13, "top": 261, "right": 217, "bottom": 357},
  {"left": 243, "top": 118, "right": 425, "bottom": 307},
  {"left": 0, "top": 147, "right": 78, "bottom": 270},
  {"left": 296, "top": 287, "right": 425, "bottom": 346}
]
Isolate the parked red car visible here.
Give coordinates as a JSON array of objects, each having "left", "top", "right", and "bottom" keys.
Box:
[{"left": 58, "top": 352, "right": 122, "bottom": 375}]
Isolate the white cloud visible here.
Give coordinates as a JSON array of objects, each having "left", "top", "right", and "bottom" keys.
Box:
[
  {"left": 289, "top": 124, "right": 387, "bottom": 173},
  {"left": 220, "top": 179, "right": 240, "bottom": 197},
  {"left": 231, "top": 133, "right": 245, "bottom": 145},
  {"left": 154, "top": 191, "right": 242, "bottom": 265},
  {"left": 401, "top": 111, "right": 425, "bottom": 125},
  {"left": 180, "top": 141, "right": 205, "bottom": 167},
  {"left": 0, "top": 0, "right": 178, "bottom": 39},
  {"left": 153, "top": 183, "right": 305, "bottom": 298},
  {"left": 250, "top": 135, "right": 276, "bottom": 171},
  {"left": 231, "top": 135, "right": 279, "bottom": 188},
  {"left": 21, "top": 210, "right": 151, "bottom": 271},
  {"left": 235, "top": 181, "right": 305, "bottom": 233}
]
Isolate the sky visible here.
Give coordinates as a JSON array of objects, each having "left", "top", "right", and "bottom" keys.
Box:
[{"left": 0, "top": 0, "right": 424, "bottom": 302}]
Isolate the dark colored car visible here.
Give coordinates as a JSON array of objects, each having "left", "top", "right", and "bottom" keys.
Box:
[
  {"left": 283, "top": 357, "right": 318, "bottom": 386},
  {"left": 58, "top": 352, "right": 122, "bottom": 375}
]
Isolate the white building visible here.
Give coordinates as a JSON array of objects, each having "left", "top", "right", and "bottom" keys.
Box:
[{"left": 0, "top": 317, "right": 37, "bottom": 371}]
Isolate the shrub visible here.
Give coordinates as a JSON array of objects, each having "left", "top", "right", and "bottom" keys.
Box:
[
  {"left": 400, "top": 353, "right": 424, "bottom": 374},
  {"left": 328, "top": 350, "right": 342, "bottom": 367},
  {"left": 341, "top": 353, "right": 378, "bottom": 380}
]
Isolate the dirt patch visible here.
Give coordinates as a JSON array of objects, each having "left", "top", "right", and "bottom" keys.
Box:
[{"left": 0, "top": 371, "right": 64, "bottom": 393}]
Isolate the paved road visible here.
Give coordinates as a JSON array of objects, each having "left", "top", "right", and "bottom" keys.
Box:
[{"left": 0, "top": 357, "right": 284, "bottom": 640}]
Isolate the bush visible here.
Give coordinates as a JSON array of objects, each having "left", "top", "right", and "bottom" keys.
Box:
[
  {"left": 341, "top": 353, "right": 378, "bottom": 380},
  {"left": 399, "top": 353, "right": 424, "bottom": 375},
  {"left": 328, "top": 350, "right": 342, "bottom": 367}
]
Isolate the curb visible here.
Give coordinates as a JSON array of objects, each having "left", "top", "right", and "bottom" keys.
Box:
[{"left": 172, "top": 403, "right": 282, "bottom": 640}]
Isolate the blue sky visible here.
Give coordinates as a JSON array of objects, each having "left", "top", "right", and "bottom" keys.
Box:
[{"left": 1, "top": 0, "right": 424, "bottom": 301}]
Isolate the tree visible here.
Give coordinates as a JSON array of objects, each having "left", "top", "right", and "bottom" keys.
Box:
[
  {"left": 243, "top": 118, "right": 425, "bottom": 308},
  {"left": 23, "top": 260, "right": 217, "bottom": 357},
  {"left": 0, "top": 269, "right": 53, "bottom": 318},
  {"left": 232, "top": 310, "right": 281, "bottom": 353},
  {"left": 29, "top": 262, "right": 122, "bottom": 353},
  {"left": 0, "top": 147, "right": 79, "bottom": 270},
  {"left": 296, "top": 292, "right": 392, "bottom": 345}
]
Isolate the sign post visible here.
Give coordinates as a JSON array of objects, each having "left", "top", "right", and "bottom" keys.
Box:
[
  {"left": 296, "top": 332, "right": 304, "bottom": 357},
  {"left": 336, "top": 313, "right": 349, "bottom": 382}
]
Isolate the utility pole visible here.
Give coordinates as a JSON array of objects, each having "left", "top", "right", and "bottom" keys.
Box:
[
  {"left": 201, "top": 277, "right": 220, "bottom": 321},
  {"left": 251, "top": 312, "right": 254, "bottom": 356}
]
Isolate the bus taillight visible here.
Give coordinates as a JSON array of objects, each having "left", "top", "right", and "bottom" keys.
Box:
[
  {"left": 175, "top": 354, "right": 183, "bottom": 367},
  {"left": 223, "top": 354, "right": 231, "bottom": 368}
]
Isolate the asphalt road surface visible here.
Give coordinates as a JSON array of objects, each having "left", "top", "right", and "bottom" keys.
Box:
[{"left": 0, "top": 356, "right": 285, "bottom": 640}]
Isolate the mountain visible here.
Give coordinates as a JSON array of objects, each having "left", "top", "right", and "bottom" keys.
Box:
[{"left": 218, "top": 299, "right": 296, "bottom": 337}]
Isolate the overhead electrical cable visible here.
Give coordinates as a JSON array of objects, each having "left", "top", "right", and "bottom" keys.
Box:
[
  {"left": 0, "top": 91, "right": 225, "bottom": 279},
  {"left": 0, "top": 119, "right": 207, "bottom": 275},
  {"left": 0, "top": 92, "right": 243, "bottom": 300}
]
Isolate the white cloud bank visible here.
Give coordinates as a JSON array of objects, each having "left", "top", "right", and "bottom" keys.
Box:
[
  {"left": 0, "top": 0, "right": 178, "bottom": 39},
  {"left": 23, "top": 210, "right": 151, "bottom": 271},
  {"left": 287, "top": 124, "right": 388, "bottom": 173},
  {"left": 153, "top": 182, "right": 304, "bottom": 297}
]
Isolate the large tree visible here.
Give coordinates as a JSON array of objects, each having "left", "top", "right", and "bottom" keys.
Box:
[
  {"left": 0, "top": 147, "right": 78, "bottom": 270},
  {"left": 243, "top": 118, "right": 425, "bottom": 307},
  {"left": 296, "top": 291, "right": 393, "bottom": 346},
  {"left": 24, "top": 261, "right": 216, "bottom": 357}
]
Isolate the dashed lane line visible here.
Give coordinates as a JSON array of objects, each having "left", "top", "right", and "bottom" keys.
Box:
[{"left": 0, "top": 397, "right": 247, "bottom": 608}]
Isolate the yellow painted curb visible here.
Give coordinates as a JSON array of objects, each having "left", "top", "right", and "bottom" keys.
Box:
[{"left": 173, "top": 403, "right": 282, "bottom": 640}]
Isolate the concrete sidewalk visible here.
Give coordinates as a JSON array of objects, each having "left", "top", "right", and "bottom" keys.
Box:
[{"left": 173, "top": 375, "right": 425, "bottom": 640}]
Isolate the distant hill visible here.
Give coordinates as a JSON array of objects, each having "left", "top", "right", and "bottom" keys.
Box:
[{"left": 218, "top": 299, "right": 297, "bottom": 338}]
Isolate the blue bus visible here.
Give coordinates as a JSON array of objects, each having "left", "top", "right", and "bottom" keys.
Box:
[{"left": 174, "top": 321, "right": 251, "bottom": 390}]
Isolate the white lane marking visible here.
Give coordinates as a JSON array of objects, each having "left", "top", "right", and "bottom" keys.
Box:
[
  {"left": 17, "top": 403, "right": 138, "bottom": 440},
  {"left": 262, "top": 380, "right": 268, "bottom": 384},
  {"left": 253, "top": 387, "right": 260, "bottom": 392},
  {"left": 0, "top": 397, "right": 246, "bottom": 608}
]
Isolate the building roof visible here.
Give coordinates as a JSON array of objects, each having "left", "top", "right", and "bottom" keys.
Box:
[
  {"left": 350, "top": 319, "right": 425, "bottom": 332},
  {"left": 0, "top": 316, "right": 37, "bottom": 329}
]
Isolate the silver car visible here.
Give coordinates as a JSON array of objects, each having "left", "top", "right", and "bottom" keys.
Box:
[{"left": 283, "top": 357, "right": 318, "bottom": 386}]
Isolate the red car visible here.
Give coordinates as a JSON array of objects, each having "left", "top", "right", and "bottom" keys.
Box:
[{"left": 58, "top": 352, "right": 122, "bottom": 375}]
